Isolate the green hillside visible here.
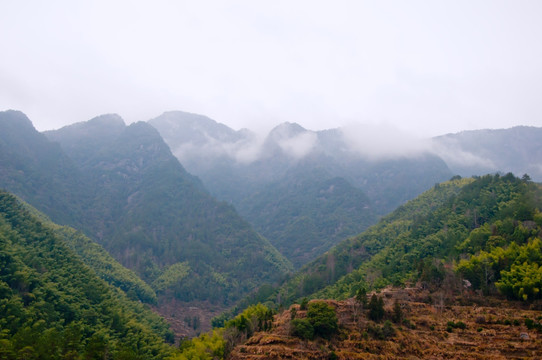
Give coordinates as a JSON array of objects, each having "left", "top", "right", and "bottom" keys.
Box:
[
  {"left": 44, "top": 115, "right": 292, "bottom": 305},
  {"left": 0, "top": 190, "right": 174, "bottom": 359},
  {"left": 238, "top": 168, "right": 376, "bottom": 268},
  {"left": 268, "top": 174, "right": 542, "bottom": 306},
  {"left": 20, "top": 202, "right": 157, "bottom": 304}
]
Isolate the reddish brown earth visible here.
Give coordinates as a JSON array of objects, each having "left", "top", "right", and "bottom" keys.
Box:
[
  {"left": 229, "top": 288, "right": 542, "bottom": 359},
  {"left": 153, "top": 297, "right": 226, "bottom": 341}
]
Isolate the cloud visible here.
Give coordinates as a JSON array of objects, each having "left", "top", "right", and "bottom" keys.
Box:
[
  {"left": 429, "top": 139, "right": 497, "bottom": 169},
  {"left": 340, "top": 122, "right": 430, "bottom": 160},
  {"left": 276, "top": 131, "right": 318, "bottom": 160},
  {"left": 172, "top": 130, "right": 266, "bottom": 165}
]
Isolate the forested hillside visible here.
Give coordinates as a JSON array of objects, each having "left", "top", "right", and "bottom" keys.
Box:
[
  {"left": 22, "top": 202, "right": 157, "bottom": 304},
  {"left": 238, "top": 168, "right": 376, "bottom": 268},
  {"left": 0, "top": 110, "right": 86, "bottom": 228},
  {"left": 45, "top": 116, "right": 292, "bottom": 305},
  {"left": 0, "top": 190, "right": 174, "bottom": 359},
  {"left": 271, "top": 174, "right": 542, "bottom": 305},
  {"left": 0, "top": 110, "right": 292, "bottom": 319}
]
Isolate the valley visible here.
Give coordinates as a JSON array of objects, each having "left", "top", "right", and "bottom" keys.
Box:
[{"left": 1, "top": 109, "right": 542, "bottom": 359}]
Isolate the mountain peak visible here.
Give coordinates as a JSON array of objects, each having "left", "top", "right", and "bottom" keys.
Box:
[
  {"left": 268, "top": 122, "right": 308, "bottom": 140},
  {"left": 87, "top": 113, "right": 125, "bottom": 127},
  {"left": 0, "top": 110, "right": 36, "bottom": 132},
  {"left": 149, "top": 110, "right": 244, "bottom": 144}
]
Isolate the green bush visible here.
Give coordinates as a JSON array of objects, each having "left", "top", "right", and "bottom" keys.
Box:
[
  {"left": 307, "top": 301, "right": 338, "bottom": 339},
  {"left": 291, "top": 319, "right": 314, "bottom": 340},
  {"left": 382, "top": 320, "right": 396, "bottom": 338}
]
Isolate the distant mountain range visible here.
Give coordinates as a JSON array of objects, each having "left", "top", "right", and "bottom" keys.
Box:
[
  {"left": 149, "top": 111, "right": 542, "bottom": 268},
  {"left": 150, "top": 111, "right": 454, "bottom": 267},
  {"left": 431, "top": 126, "right": 542, "bottom": 181},
  {"left": 0, "top": 110, "right": 292, "bottom": 313}
]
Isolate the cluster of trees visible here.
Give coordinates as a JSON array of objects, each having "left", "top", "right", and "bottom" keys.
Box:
[
  {"left": 290, "top": 301, "right": 339, "bottom": 340},
  {"left": 174, "top": 304, "right": 275, "bottom": 359},
  {"left": 457, "top": 237, "right": 542, "bottom": 300}
]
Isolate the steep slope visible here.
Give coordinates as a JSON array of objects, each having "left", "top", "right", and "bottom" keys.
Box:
[
  {"left": 432, "top": 126, "right": 542, "bottom": 181},
  {"left": 21, "top": 202, "right": 157, "bottom": 304},
  {"left": 0, "top": 110, "right": 86, "bottom": 228},
  {"left": 0, "top": 190, "right": 174, "bottom": 359},
  {"left": 45, "top": 115, "right": 292, "bottom": 305},
  {"left": 238, "top": 167, "right": 376, "bottom": 268},
  {"left": 270, "top": 174, "right": 542, "bottom": 307},
  {"left": 149, "top": 112, "right": 452, "bottom": 269}
]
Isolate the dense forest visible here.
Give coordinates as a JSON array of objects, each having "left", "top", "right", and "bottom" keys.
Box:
[
  {"left": 266, "top": 174, "right": 542, "bottom": 305},
  {"left": 0, "top": 190, "right": 175, "bottom": 359}
]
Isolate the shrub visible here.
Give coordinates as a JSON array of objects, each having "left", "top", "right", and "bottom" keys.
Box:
[
  {"left": 291, "top": 318, "right": 314, "bottom": 340},
  {"left": 455, "top": 321, "right": 467, "bottom": 330},
  {"left": 307, "top": 302, "right": 338, "bottom": 339},
  {"left": 382, "top": 321, "right": 396, "bottom": 338}
]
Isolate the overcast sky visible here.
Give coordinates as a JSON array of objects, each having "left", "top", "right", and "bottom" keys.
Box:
[{"left": 1, "top": 1, "right": 541, "bottom": 136}]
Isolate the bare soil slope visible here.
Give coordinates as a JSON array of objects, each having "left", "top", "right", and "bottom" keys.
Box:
[{"left": 230, "top": 288, "right": 542, "bottom": 359}]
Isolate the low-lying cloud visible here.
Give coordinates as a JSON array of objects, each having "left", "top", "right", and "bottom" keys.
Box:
[
  {"left": 277, "top": 131, "right": 318, "bottom": 160},
  {"left": 340, "top": 123, "right": 431, "bottom": 160}
]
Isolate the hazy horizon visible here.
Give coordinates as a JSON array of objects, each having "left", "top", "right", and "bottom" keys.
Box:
[{"left": 2, "top": 1, "right": 542, "bottom": 136}]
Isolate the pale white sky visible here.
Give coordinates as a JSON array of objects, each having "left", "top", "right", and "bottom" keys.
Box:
[{"left": 1, "top": 1, "right": 541, "bottom": 136}]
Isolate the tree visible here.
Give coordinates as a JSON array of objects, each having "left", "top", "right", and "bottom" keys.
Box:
[
  {"left": 306, "top": 302, "right": 338, "bottom": 339},
  {"left": 368, "top": 295, "right": 385, "bottom": 322},
  {"left": 392, "top": 301, "right": 402, "bottom": 324},
  {"left": 355, "top": 287, "right": 368, "bottom": 307},
  {"left": 290, "top": 319, "right": 314, "bottom": 340}
]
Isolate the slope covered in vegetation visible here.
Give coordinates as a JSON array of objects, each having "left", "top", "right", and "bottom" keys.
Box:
[
  {"left": 0, "top": 110, "right": 292, "bottom": 311},
  {"left": 238, "top": 168, "right": 376, "bottom": 268},
  {"left": 263, "top": 174, "right": 542, "bottom": 306},
  {"left": 316, "top": 173, "right": 542, "bottom": 301},
  {"left": 45, "top": 117, "right": 292, "bottom": 305},
  {"left": 0, "top": 190, "right": 174, "bottom": 359},
  {"left": 268, "top": 176, "right": 473, "bottom": 305}
]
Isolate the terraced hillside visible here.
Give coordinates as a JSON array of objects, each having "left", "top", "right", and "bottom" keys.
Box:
[{"left": 230, "top": 288, "right": 542, "bottom": 359}]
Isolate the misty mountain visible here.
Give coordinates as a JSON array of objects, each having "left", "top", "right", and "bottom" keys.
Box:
[
  {"left": 0, "top": 110, "right": 292, "bottom": 309},
  {"left": 237, "top": 168, "right": 376, "bottom": 268},
  {"left": 431, "top": 126, "right": 542, "bottom": 181},
  {"left": 149, "top": 112, "right": 453, "bottom": 268},
  {"left": 0, "top": 110, "right": 87, "bottom": 228},
  {"left": 45, "top": 115, "right": 292, "bottom": 304}
]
